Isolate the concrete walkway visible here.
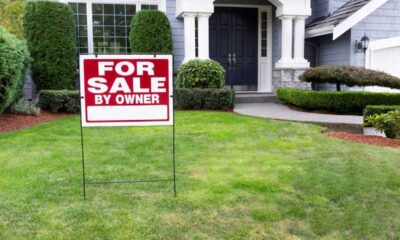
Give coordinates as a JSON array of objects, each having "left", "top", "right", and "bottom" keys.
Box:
[{"left": 234, "top": 103, "right": 363, "bottom": 125}]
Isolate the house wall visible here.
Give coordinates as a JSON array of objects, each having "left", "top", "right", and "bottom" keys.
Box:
[
  {"left": 167, "top": 0, "right": 184, "bottom": 71},
  {"left": 306, "top": 31, "right": 351, "bottom": 91},
  {"left": 309, "top": 0, "right": 348, "bottom": 22},
  {"left": 307, "top": 31, "right": 351, "bottom": 65},
  {"left": 350, "top": 0, "right": 400, "bottom": 67}
]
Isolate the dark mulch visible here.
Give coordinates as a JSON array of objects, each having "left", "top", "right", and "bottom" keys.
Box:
[
  {"left": 0, "top": 111, "right": 70, "bottom": 134},
  {"left": 325, "top": 131, "right": 400, "bottom": 148}
]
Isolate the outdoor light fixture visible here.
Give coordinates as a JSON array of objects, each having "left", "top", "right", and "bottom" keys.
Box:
[{"left": 356, "top": 34, "right": 370, "bottom": 53}]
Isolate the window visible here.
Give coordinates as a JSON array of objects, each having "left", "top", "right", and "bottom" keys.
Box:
[
  {"left": 92, "top": 4, "right": 136, "bottom": 54},
  {"left": 141, "top": 4, "right": 158, "bottom": 10},
  {"left": 68, "top": 1, "right": 163, "bottom": 55},
  {"left": 261, "top": 12, "right": 267, "bottom": 57},
  {"left": 69, "top": 3, "right": 88, "bottom": 54}
]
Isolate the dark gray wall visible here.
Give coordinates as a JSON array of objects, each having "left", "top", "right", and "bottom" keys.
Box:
[{"left": 167, "top": 0, "right": 184, "bottom": 71}]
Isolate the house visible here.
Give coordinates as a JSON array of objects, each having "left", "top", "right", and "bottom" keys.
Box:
[{"left": 24, "top": 0, "right": 400, "bottom": 98}]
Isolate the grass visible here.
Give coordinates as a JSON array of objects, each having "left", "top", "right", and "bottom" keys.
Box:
[{"left": 1, "top": 111, "right": 400, "bottom": 239}]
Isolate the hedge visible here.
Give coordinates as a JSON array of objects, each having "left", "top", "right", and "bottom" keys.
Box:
[
  {"left": 38, "top": 90, "right": 80, "bottom": 113},
  {"left": 129, "top": 10, "right": 173, "bottom": 54},
  {"left": 300, "top": 65, "right": 400, "bottom": 89},
  {"left": 364, "top": 105, "right": 400, "bottom": 118},
  {"left": 277, "top": 88, "right": 400, "bottom": 114},
  {"left": 23, "top": 1, "right": 77, "bottom": 91},
  {"left": 176, "top": 59, "right": 225, "bottom": 89},
  {"left": 0, "top": 26, "right": 30, "bottom": 114},
  {"left": 175, "top": 88, "right": 235, "bottom": 110},
  {"left": 38, "top": 88, "right": 235, "bottom": 113}
]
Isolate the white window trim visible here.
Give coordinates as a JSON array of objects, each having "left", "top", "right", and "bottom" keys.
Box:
[{"left": 64, "top": 0, "right": 166, "bottom": 54}]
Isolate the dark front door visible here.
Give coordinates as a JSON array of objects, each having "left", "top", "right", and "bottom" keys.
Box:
[{"left": 210, "top": 7, "right": 258, "bottom": 91}]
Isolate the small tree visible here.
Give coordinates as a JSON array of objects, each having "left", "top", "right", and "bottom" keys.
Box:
[
  {"left": 23, "top": 1, "right": 77, "bottom": 91},
  {"left": 129, "top": 10, "right": 173, "bottom": 54}
]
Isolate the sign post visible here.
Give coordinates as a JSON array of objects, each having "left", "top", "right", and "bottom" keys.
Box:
[{"left": 79, "top": 54, "right": 175, "bottom": 199}]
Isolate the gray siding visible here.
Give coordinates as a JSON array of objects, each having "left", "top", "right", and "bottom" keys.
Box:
[
  {"left": 329, "top": 0, "right": 348, "bottom": 12},
  {"left": 272, "top": 6, "right": 281, "bottom": 68},
  {"left": 308, "top": 31, "right": 351, "bottom": 65},
  {"left": 350, "top": 0, "right": 400, "bottom": 67},
  {"left": 166, "top": 0, "right": 184, "bottom": 71}
]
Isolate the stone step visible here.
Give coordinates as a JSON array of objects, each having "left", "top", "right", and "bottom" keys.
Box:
[{"left": 235, "top": 93, "right": 280, "bottom": 104}]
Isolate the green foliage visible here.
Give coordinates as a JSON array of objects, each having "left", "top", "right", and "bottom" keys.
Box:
[
  {"left": 23, "top": 1, "right": 77, "bottom": 91},
  {"left": 0, "top": 26, "right": 29, "bottom": 114},
  {"left": 9, "top": 97, "right": 40, "bottom": 116},
  {"left": 176, "top": 59, "right": 225, "bottom": 89},
  {"left": 0, "top": 0, "right": 25, "bottom": 39},
  {"left": 38, "top": 90, "right": 80, "bottom": 113},
  {"left": 364, "top": 105, "right": 400, "bottom": 119},
  {"left": 364, "top": 110, "right": 400, "bottom": 139},
  {"left": 277, "top": 88, "right": 400, "bottom": 114},
  {"left": 300, "top": 65, "right": 400, "bottom": 89},
  {"left": 175, "top": 88, "right": 235, "bottom": 110},
  {"left": 129, "top": 10, "right": 173, "bottom": 54}
]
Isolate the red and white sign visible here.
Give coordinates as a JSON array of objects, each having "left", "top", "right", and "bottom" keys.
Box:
[{"left": 80, "top": 55, "right": 173, "bottom": 127}]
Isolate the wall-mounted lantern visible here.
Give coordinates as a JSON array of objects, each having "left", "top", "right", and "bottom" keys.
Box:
[{"left": 356, "top": 34, "right": 370, "bottom": 54}]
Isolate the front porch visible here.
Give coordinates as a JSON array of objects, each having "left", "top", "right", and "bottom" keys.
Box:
[{"left": 176, "top": 0, "right": 312, "bottom": 93}]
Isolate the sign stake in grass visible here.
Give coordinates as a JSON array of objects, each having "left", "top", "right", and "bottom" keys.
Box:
[{"left": 79, "top": 54, "right": 176, "bottom": 199}]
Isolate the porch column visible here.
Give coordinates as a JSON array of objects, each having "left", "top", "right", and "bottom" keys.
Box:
[
  {"left": 294, "top": 16, "right": 310, "bottom": 67},
  {"left": 183, "top": 13, "right": 196, "bottom": 62},
  {"left": 276, "top": 16, "right": 294, "bottom": 68},
  {"left": 198, "top": 13, "right": 211, "bottom": 59}
]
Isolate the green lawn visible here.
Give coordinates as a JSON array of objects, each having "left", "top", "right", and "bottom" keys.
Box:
[{"left": 1, "top": 111, "right": 400, "bottom": 239}]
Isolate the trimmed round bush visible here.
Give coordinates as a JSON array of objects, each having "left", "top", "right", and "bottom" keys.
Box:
[
  {"left": 0, "top": 26, "right": 30, "bottom": 114},
  {"left": 300, "top": 65, "right": 400, "bottom": 89},
  {"left": 23, "top": 1, "right": 77, "bottom": 91},
  {"left": 277, "top": 88, "right": 400, "bottom": 114},
  {"left": 129, "top": 10, "right": 173, "bottom": 54},
  {"left": 176, "top": 59, "right": 225, "bottom": 89}
]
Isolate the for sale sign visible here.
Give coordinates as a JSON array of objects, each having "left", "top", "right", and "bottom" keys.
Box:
[{"left": 79, "top": 55, "right": 173, "bottom": 127}]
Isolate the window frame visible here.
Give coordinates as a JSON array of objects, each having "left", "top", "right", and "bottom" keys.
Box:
[{"left": 65, "top": 0, "right": 165, "bottom": 54}]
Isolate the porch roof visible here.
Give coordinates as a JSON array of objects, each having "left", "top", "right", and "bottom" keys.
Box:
[{"left": 305, "top": 0, "right": 387, "bottom": 40}]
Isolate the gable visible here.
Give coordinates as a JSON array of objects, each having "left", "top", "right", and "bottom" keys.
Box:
[{"left": 306, "top": 0, "right": 389, "bottom": 39}]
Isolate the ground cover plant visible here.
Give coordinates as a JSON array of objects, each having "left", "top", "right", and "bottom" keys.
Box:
[{"left": 1, "top": 112, "right": 400, "bottom": 239}]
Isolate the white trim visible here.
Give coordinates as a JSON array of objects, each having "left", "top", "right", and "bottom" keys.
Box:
[
  {"left": 333, "top": 0, "right": 388, "bottom": 40},
  {"left": 365, "top": 36, "right": 400, "bottom": 69},
  {"left": 258, "top": 6, "right": 273, "bottom": 92},
  {"left": 86, "top": 2, "right": 94, "bottom": 54},
  {"left": 66, "top": 0, "right": 165, "bottom": 8},
  {"left": 305, "top": 25, "right": 334, "bottom": 38},
  {"left": 197, "top": 13, "right": 211, "bottom": 59}
]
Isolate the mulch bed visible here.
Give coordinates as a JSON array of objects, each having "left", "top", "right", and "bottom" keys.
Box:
[
  {"left": 0, "top": 111, "right": 70, "bottom": 134},
  {"left": 325, "top": 131, "right": 400, "bottom": 148}
]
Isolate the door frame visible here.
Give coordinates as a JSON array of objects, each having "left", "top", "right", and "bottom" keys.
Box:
[{"left": 213, "top": 4, "right": 273, "bottom": 92}]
